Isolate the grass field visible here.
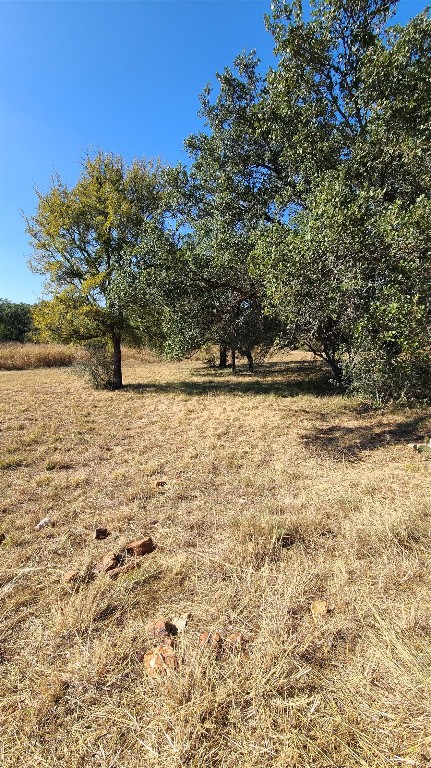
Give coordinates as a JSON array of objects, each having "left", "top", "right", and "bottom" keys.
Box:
[
  {"left": 0, "top": 343, "right": 77, "bottom": 370},
  {"left": 0, "top": 343, "right": 151, "bottom": 371},
  {"left": 0, "top": 352, "right": 430, "bottom": 768}
]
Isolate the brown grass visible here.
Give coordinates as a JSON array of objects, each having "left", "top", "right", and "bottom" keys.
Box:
[
  {"left": 0, "top": 343, "right": 156, "bottom": 371},
  {"left": 0, "top": 352, "right": 430, "bottom": 767},
  {"left": 0, "top": 343, "right": 78, "bottom": 370}
]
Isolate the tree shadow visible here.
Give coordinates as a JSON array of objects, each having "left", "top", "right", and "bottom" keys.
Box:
[
  {"left": 123, "top": 360, "right": 339, "bottom": 399},
  {"left": 301, "top": 412, "right": 431, "bottom": 462}
]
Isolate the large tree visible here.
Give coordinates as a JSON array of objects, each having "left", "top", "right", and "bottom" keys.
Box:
[
  {"left": 163, "top": 53, "right": 283, "bottom": 369},
  {"left": 26, "top": 151, "right": 173, "bottom": 388},
  {"left": 253, "top": 0, "right": 431, "bottom": 398}
]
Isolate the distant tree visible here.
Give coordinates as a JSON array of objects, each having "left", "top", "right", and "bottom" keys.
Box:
[
  {"left": 164, "top": 53, "right": 283, "bottom": 368},
  {"left": 0, "top": 299, "right": 33, "bottom": 342},
  {"left": 26, "top": 151, "right": 175, "bottom": 388},
  {"left": 160, "top": 233, "right": 284, "bottom": 371}
]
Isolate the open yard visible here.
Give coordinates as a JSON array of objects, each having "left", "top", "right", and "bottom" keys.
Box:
[{"left": 0, "top": 353, "right": 430, "bottom": 768}]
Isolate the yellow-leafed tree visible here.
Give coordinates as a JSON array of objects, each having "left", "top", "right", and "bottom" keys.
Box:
[{"left": 26, "top": 151, "right": 174, "bottom": 388}]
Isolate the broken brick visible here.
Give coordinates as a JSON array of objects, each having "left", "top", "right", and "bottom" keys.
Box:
[
  {"left": 146, "top": 619, "right": 176, "bottom": 645},
  {"left": 125, "top": 537, "right": 155, "bottom": 556},
  {"left": 94, "top": 551, "right": 118, "bottom": 574},
  {"left": 143, "top": 644, "right": 177, "bottom": 676},
  {"left": 107, "top": 560, "right": 142, "bottom": 580},
  {"left": 199, "top": 631, "right": 223, "bottom": 651}
]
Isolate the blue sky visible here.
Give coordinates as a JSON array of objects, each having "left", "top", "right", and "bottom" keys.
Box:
[{"left": 0, "top": 0, "right": 426, "bottom": 304}]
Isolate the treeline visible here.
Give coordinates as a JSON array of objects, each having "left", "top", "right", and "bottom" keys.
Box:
[
  {"left": 0, "top": 299, "right": 33, "bottom": 342},
  {"left": 24, "top": 0, "right": 430, "bottom": 402}
]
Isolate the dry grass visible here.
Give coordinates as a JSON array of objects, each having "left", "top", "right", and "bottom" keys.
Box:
[
  {"left": 0, "top": 343, "right": 156, "bottom": 371},
  {"left": 0, "top": 343, "right": 78, "bottom": 370},
  {"left": 0, "top": 352, "right": 430, "bottom": 768}
]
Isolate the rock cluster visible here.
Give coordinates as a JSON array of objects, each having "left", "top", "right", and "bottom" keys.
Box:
[
  {"left": 61, "top": 536, "right": 155, "bottom": 585},
  {"left": 137, "top": 617, "right": 252, "bottom": 677}
]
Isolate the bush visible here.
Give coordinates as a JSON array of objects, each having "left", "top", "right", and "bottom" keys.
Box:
[
  {"left": 0, "top": 299, "right": 33, "bottom": 342},
  {"left": 345, "top": 339, "right": 431, "bottom": 405},
  {"left": 73, "top": 343, "right": 115, "bottom": 390}
]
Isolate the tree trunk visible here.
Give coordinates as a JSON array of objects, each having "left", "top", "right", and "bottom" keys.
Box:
[
  {"left": 231, "top": 347, "right": 236, "bottom": 370},
  {"left": 245, "top": 348, "right": 254, "bottom": 372},
  {"left": 306, "top": 340, "right": 344, "bottom": 386},
  {"left": 112, "top": 331, "right": 123, "bottom": 389},
  {"left": 324, "top": 350, "right": 344, "bottom": 385},
  {"left": 219, "top": 344, "right": 228, "bottom": 368},
  {"left": 321, "top": 341, "right": 344, "bottom": 385}
]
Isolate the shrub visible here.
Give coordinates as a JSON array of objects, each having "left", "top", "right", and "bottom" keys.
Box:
[
  {"left": 73, "top": 343, "right": 116, "bottom": 390},
  {"left": 345, "top": 339, "right": 431, "bottom": 405},
  {"left": 0, "top": 299, "right": 33, "bottom": 342}
]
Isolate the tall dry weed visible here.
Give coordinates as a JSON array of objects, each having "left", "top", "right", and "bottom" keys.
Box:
[
  {"left": 0, "top": 343, "right": 156, "bottom": 371},
  {"left": 0, "top": 342, "right": 77, "bottom": 370}
]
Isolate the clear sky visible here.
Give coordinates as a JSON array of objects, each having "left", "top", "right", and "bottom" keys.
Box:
[{"left": 0, "top": 0, "right": 427, "bottom": 304}]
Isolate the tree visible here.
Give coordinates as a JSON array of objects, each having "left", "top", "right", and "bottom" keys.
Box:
[
  {"left": 160, "top": 236, "right": 281, "bottom": 370},
  {"left": 0, "top": 299, "right": 33, "bottom": 342},
  {"left": 253, "top": 0, "right": 431, "bottom": 398},
  {"left": 31, "top": 290, "right": 108, "bottom": 344},
  {"left": 26, "top": 151, "right": 173, "bottom": 388},
  {"left": 163, "top": 53, "right": 283, "bottom": 368}
]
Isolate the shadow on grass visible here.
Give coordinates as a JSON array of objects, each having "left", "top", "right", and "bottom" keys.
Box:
[
  {"left": 122, "top": 358, "right": 431, "bottom": 461},
  {"left": 123, "top": 360, "right": 339, "bottom": 399},
  {"left": 301, "top": 412, "right": 431, "bottom": 461}
]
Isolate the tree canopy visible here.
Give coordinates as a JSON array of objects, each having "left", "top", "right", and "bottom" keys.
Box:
[
  {"left": 26, "top": 151, "right": 175, "bottom": 388},
  {"left": 162, "top": 52, "right": 284, "bottom": 368},
  {"left": 251, "top": 0, "right": 431, "bottom": 400},
  {"left": 24, "top": 0, "right": 431, "bottom": 401},
  {"left": 0, "top": 299, "right": 33, "bottom": 342}
]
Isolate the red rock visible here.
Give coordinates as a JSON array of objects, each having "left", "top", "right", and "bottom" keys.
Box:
[
  {"left": 226, "top": 632, "right": 249, "bottom": 657},
  {"left": 62, "top": 569, "right": 80, "bottom": 584},
  {"left": 107, "top": 560, "right": 141, "bottom": 580},
  {"left": 146, "top": 619, "right": 176, "bottom": 644},
  {"left": 199, "top": 631, "right": 223, "bottom": 651},
  {"left": 143, "top": 644, "right": 176, "bottom": 676},
  {"left": 125, "top": 537, "right": 155, "bottom": 556},
  {"left": 94, "top": 551, "right": 118, "bottom": 574},
  {"left": 146, "top": 618, "right": 169, "bottom": 638},
  {"left": 94, "top": 527, "right": 109, "bottom": 540},
  {"left": 226, "top": 632, "right": 246, "bottom": 648}
]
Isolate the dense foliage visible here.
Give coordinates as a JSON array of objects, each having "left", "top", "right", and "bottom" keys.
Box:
[
  {"left": 252, "top": 0, "right": 431, "bottom": 401},
  {"left": 26, "top": 152, "right": 175, "bottom": 388},
  {"left": 25, "top": 0, "right": 431, "bottom": 399},
  {"left": 0, "top": 299, "right": 33, "bottom": 342},
  {"left": 161, "top": 52, "right": 284, "bottom": 368}
]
